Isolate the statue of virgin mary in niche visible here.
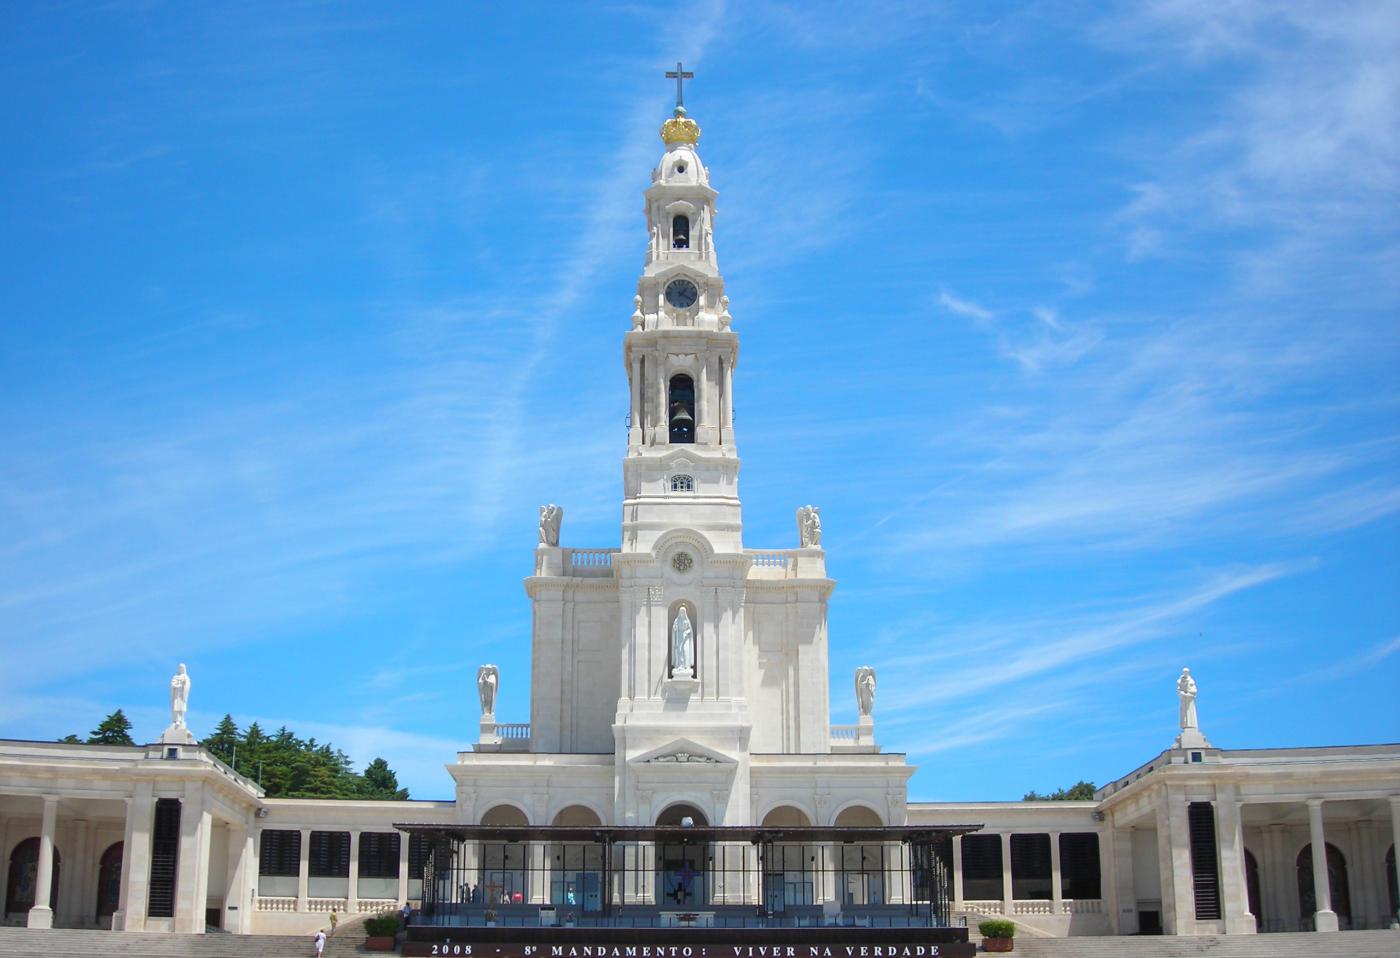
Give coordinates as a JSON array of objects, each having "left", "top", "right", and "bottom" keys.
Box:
[{"left": 671, "top": 607, "right": 695, "bottom": 678}]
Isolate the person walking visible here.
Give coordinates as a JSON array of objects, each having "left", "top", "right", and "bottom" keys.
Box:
[
  {"left": 313, "top": 929, "right": 327, "bottom": 956},
  {"left": 329, "top": 908, "right": 338, "bottom": 936}
]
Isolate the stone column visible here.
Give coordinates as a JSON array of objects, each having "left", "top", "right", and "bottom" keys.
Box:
[
  {"left": 1154, "top": 792, "right": 1180, "bottom": 935},
  {"left": 397, "top": 834, "right": 411, "bottom": 907},
  {"left": 1216, "top": 790, "right": 1254, "bottom": 933},
  {"left": 297, "top": 828, "right": 311, "bottom": 912},
  {"left": 27, "top": 795, "right": 59, "bottom": 928},
  {"left": 173, "top": 784, "right": 211, "bottom": 933},
  {"left": 629, "top": 356, "right": 643, "bottom": 445},
  {"left": 1112, "top": 827, "right": 1138, "bottom": 934},
  {"left": 59, "top": 818, "right": 88, "bottom": 928},
  {"left": 951, "top": 835, "right": 963, "bottom": 908},
  {"left": 1000, "top": 832, "right": 1013, "bottom": 915},
  {"left": 114, "top": 782, "right": 154, "bottom": 931},
  {"left": 1049, "top": 831, "right": 1063, "bottom": 913},
  {"left": 347, "top": 830, "right": 361, "bottom": 913},
  {"left": 224, "top": 820, "right": 254, "bottom": 934},
  {"left": 721, "top": 359, "right": 733, "bottom": 431},
  {"left": 528, "top": 842, "right": 549, "bottom": 904},
  {"left": 1307, "top": 800, "right": 1338, "bottom": 932}
]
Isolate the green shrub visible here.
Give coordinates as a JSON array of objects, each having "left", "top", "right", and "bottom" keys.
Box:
[
  {"left": 978, "top": 919, "right": 1016, "bottom": 939},
  {"left": 363, "top": 912, "right": 401, "bottom": 937}
]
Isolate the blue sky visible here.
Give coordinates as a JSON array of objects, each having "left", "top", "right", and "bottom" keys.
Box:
[{"left": 2, "top": 1, "right": 1397, "bottom": 803}]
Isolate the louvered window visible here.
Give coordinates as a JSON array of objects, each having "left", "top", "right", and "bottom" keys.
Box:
[
  {"left": 1188, "top": 802, "right": 1221, "bottom": 919},
  {"left": 1010, "top": 833, "right": 1052, "bottom": 900},
  {"left": 961, "top": 834, "right": 1003, "bottom": 901},
  {"left": 1058, "top": 832, "right": 1101, "bottom": 899},
  {"left": 309, "top": 831, "right": 350, "bottom": 878},
  {"left": 359, "top": 832, "right": 400, "bottom": 879},
  {"left": 147, "top": 799, "right": 181, "bottom": 918},
  {"left": 258, "top": 830, "right": 301, "bottom": 876}
]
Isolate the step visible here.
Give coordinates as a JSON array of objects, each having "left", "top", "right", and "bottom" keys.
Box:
[
  {"left": 1010, "top": 929, "right": 1400, "bottom": 958},
  {"left": 0, "top": 926, "right": 367, "bottom": 957}
]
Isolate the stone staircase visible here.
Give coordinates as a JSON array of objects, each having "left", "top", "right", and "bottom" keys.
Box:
[
  {"left": 1009, "top": 929, "right": 1400, "bottom": 957},
  {"left": 0, "top": 926, "right": 371, "bottom": 957}
]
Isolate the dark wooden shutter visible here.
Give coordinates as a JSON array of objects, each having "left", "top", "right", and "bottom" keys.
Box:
[
  {"left": 1058, "top": 832, "right": 1101, "bottom": 899},
  {"left": 359, "top": 832, "right": 401, "bottom": 879},
  {"left": 960, "top": 834, "right": 1003, "bottom": 901},
  {"left": 1188, "top": 802, "right": 1221, "bottom": 919},
  {"left": 258, "top": 830, "right": 301, "bottom": 877},
  {"left": 309, "top": 831, "right": 350, "bottom": 877},
  {"left": 147, "top": 799, "right": 181, "bottom": 918}
]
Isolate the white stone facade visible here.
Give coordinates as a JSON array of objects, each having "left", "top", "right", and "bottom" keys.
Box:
[{"left": 1, "top": 102, "right": 1397, "bottom": 941}]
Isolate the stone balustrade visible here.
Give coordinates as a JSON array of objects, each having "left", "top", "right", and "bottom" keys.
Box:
[
  {"left": 256, "top": 897, "right": 297, "bottom": 912},
  {"left": 961, "top": 900, "right": 1003, "bottom": 915}
]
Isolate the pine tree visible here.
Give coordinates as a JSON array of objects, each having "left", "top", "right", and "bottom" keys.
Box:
[
  {"left": 87, "top": 709, "right": 135, "bottom": 746},
  {"left": 204, "top": 714, "right": 240, "bottom": 768},
  {"left": 57, "top": 734, "right": 83, "bottom": 744},
  {"left": 361, "top": 757, "right": 410, "bottom": 800}
]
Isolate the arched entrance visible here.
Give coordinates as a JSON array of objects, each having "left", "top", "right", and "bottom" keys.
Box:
[
  {"left": 1243, "top": 848, "right": 1261, "bottom": 929},
  {"left": 834, "top": 806, "right": 885, "bottom": 906},
  {"left": 479, "top": 805, "right": 529, "bottom": 905},
  {"left": 1296, "top": 843, "right": 1351, "bottom": 928},
  {"left": 96, "top": 841, "right": 123, "bottom": 922},
  {"left": 550, "top": 806, "right": 604, "bottom": 912},
  {"left": 761, "top": 806, "right": 814, "bottom": 911},
  {"left": 4, "top": 838, "right": 60, "bottom": 919},
  {"left": 656, "top": 803, "right": 709, "bottom": 907}
]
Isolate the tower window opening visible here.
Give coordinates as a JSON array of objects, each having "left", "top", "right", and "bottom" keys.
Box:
[
  {"left": 671, "top": 474, "right": 694, "bottom": 492},
  {"left": 672, "top": 214, "right": 690, "bottom": 249},
  {"left": 668, "top": 374, "right": 695, "bottom": 444}
]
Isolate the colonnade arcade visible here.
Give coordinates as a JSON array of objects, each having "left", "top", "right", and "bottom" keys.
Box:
[{"left": 0, "top": 748, "right": 263, "bottom": 935}]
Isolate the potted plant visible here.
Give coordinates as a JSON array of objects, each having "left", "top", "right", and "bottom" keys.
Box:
[
  {"left": 363, "top": 912, "right": 401, "bottom": 952},
  {"left": 978, "top": 919, "right": 1015, "bottom": 953},
  {"left": 484, "top": 908, "right": 498, "bottom": 928}
]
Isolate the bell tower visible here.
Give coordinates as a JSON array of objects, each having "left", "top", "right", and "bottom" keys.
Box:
[
  {"left": 621, "top": 78, "right": 741, "bottom": 556},
  {"left": 612, "top": 71, "right": 754, "bottom": 826}
]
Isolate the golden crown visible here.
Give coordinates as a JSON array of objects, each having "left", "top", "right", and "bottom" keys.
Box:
[{"left": 661, "top": 111, "right": 701, "bottom": 145}]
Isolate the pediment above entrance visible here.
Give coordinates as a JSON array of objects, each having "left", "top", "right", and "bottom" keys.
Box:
[{"left": 628, "top": 738, "right": 735, "bottom": 768}]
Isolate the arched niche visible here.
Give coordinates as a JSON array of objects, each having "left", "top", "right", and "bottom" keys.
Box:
[
  {"left": 551, "top": 805, "right": 603, "bottom": 827},
  {"left": 672, "top": 214, "right": 690, "bottom": 249},
  {"left": 668, "top": 600, "right": 699, "bottom": 679},
  {"left": 668, "top": 374, "right": 695, "bottom": 444},
  {"left": 761, "top": 806, "right": 816, "bottom": 910}
]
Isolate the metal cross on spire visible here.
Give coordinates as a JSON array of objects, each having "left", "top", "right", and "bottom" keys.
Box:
[{"left": 665, "top": 62, "right": 694, "bottom": 112}]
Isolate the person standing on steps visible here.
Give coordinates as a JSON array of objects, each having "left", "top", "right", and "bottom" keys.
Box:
[
  {"left": 313, "top": 929, "right": 327, "bottom": 956},
  {"left": 329, "top": 907, "right": 338, "bottom": 936}
]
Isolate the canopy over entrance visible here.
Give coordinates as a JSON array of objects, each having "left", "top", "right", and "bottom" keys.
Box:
[{"left": 394, "top": 823, "right": 981, "bottom": 931}]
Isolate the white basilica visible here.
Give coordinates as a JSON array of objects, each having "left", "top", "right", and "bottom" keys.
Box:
[{"left": 1, "top": 85, "right": 1398, "bottom": 947}]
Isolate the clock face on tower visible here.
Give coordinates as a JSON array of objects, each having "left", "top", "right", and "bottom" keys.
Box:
[{"left": 664, "top": 279, "right": 699, "bottom": 309}]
